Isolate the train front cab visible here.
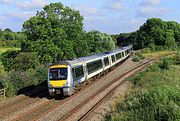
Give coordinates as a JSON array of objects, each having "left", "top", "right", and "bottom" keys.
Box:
[{"left": 48, "top": 64, "right": 74, "bottom": 97}]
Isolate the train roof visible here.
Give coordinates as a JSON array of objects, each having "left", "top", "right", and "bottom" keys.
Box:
[{"left": 51, "top": 45, "right": 132, "bottom": 66}]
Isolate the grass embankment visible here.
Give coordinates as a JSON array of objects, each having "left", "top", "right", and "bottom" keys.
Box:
[
  {"left": 106, "top": 52, "right": 180, "bottom": 121},
  {"left": 142, "top": 50, "right": 174, "bottom": 58}
]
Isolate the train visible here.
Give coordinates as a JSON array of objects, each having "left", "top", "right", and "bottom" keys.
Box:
[{"left": 47, "top": 45, "right": 133, "bottom": 96}]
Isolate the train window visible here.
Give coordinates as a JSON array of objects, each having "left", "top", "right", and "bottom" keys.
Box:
[
  {"left": 49, "top": 68, "right": 67, "bottom": 80},
  {"left": 72, "top": 65, "right": 84, "bottom": 79},
  {"left": 125, "top": 50, "right": 128, "bottom": 55},
  {"left": 104, "top": 57, "right": 109, "bottom": 66},
  {"left": 116, "top": 52, "right": 122, "bottom": 60},
  {"left": 87, "top": 59, "right": 103, "bottom": 74},
  {"left": 122, "top": 52, "right": 125, "bottom": 57},
  {"left": 111, "top": 55, "right": 115, "bottom": 63}
]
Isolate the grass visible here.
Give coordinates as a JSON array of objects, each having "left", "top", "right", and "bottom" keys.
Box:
[
  {"left": 0, "top": 47, "right": 20, "bottom": 55},
  {"left": 106, "top": 55, "right": 180, "bottom": 121},
  {"left": 142, "top": 50, "right": 174, "bottom": 58}
]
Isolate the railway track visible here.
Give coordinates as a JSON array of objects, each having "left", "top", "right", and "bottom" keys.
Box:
[
  {"left": 57, "top": 58, "right": 157, "bottom": 121},
  {"left": 0, "top": 86, "right": 48, "bottom": 121}
]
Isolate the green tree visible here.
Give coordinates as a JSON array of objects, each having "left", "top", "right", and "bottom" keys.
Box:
[
  {"left": 22, "top": 2, "right": 85, "bottom": 62},
  {"left": 86, "top": 31, "right": 116, "bottom": 54},
  {"left": 164, "top": 30, "right": 176, "bottom": 48},
  {"left": 13, "top": 52, "right": 40, "bottom": 71}
]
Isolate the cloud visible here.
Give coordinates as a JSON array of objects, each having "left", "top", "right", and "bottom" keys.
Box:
[
  {"left": 4, "top": 11, "right": 34, "bottom": 21},
  {"left": 108, "top": 2, "right": 123, "bottom": 10},
  {"left": 0, "top": 0, "right": 14, "bottom": 5},
  {"left": 0, "top": 16, "right": 6, "bottom": 24},
  {"left": 139, "top": 0, "right": 161, "bottom": 6},
  {"left": 86, "top": 16, "right": 110, "bottom": 24},
  {"left": 137, "top": 6, "right": 170, "bottom": 17},
  {"left": 104, "top": 1, "right": 123, "bottom": 11},
  {"left": 16, "top": 0, "right": 48, "bottom": 10},
  {"left": 137, "top": 0, "right": 170, "bottom": 17},
  {"left": 71, "top": 4, "right": 98, "bottom": 16}
]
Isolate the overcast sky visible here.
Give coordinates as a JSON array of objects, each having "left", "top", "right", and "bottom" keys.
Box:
[{"left": 0, "top": 0, "right": 179, "bottom": 34}]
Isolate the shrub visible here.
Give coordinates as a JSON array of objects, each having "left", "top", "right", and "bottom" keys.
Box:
[
  {"left": 133, "top": 51, "right": 144, "bottom": 62},
  {"left": 12, "top": 52, "right": 40, "bottom": 71},
  {"left": 1, "top": 50, "right": 19, "bottom": 71},
  {"left": 2, "top": 79, "right": 16, "bottom": 96},
  {"left": 158, "top": 57, "right": 171, "bottom": 70},
  {"left": 175, "top": 52, "right": 180, "bottom": 64},
  {"left": 108, "top": 86, "right": 180, "bottom": 121},
  {"left": 2, "top": 51, "right": 40, "bottom": 71},
  {"left": 155, "top": 46, "right": 165, "bottom": 51},
  {"left": 2, "top": 64, "right": 48, "bottom": 95},
  {"left": 34, "top": 65, "right": 48, "bottom": 85},
  {"left": 140, "top": 48, "right": 151, "bottom": 53}
]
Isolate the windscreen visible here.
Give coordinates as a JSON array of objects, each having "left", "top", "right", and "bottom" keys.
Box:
[{"left": 49, "top": 68, "right": 67, "bottom": 80}]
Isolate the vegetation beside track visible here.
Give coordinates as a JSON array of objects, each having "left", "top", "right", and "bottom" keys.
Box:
[{"left": 106, "top": 52, "right": 180, "bottom": 121}]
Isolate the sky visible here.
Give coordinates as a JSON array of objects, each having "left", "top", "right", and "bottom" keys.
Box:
[{"left": 0, "top": 0, "right": 179, "bottom": 34}]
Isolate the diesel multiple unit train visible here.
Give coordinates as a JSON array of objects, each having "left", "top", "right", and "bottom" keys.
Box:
[{"left": 47, "top": 45, "right": 133, "bottom": 96}]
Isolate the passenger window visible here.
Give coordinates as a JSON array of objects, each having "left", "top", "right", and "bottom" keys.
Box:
[
  {"left": 72, "top": 66, "right": 84, "bottom": 79},
  {"left": 104, "top": 57, "right": 109, "bottom": 66},
  {"left": 111, "top": 55, "right": 115, "bottom": 63},
  {"left": 87, "top": 59, "right": 103, "bottom": 74}
]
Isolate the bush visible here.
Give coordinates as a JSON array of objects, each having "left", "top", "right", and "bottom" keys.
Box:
[
  {"left": 13, "top": 52, "right": 40, "bottom": 71},
  {"left": 2, "top": 51, "right": 40, "bottom": 71},
  {"left": 2, "top": 64, "right": 48, "bottom": 96},
  {"left": 133, "top": 51, "right": 144, "bottom": 62},
  {"left": 175, "top": 52, "right": 180, "bottom": 64},
  {"left": 158, "top": 57, "right": 171, "bottom": 70},
  {"left": 155, "top": 46, "right": 165, "bottom": 51},
  {"left": 34, "top": 65, "right": 48, "bottom": 84},
  {"left": 140, "top": 48, "right": 151, "bottom": 53},
  {"left": 2, "top": 79, "right": 16, "bottom": 96},
  {"left": 1, "top": 50, "right": 19, "bottom": 71},
  {"left": 106, "top": 55, "right": 180, "bottom": 121},
  {"left": 108, "top": 86, "right": 180, "bottom": 121}
]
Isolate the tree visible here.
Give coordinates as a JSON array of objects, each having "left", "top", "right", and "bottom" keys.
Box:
[
  {"left": 164, "top": 30, "right": 176, "bottom": 48},
  {"left": 22, "top": 2, "right": 85, "bottom": 62},
  {"left": 4, "top": 28, "right": 12, "bottom": 32},
  {"left": 86, "top": 31, "right": 116, "bottom": 54}
]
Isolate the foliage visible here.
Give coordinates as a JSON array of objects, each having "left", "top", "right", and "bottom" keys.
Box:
[
  {"left": 114, "top": 18, "right": 180, "bottom": 50},
  {"left": 158, "top": 57, "right": 171, "bottom": 70},
  {"left": 174, "top": 52, "right": 180, "bottom": 64},
  {"left": 2, "top": 65, "right": 48, "bottom": 96},
  {"left": 2, "top": 79, "right": 16, "bottom": 96},
  {"left": 22, "top": 2, "right": 116, "bottom": 63},
  {"left": 22, "top": 2, "right": 84, "bottom": 62},
  {"left": 86, "top": 31, "right": 116, "bottom": 54},
  {"left": 1, "top": 51, "right": 40, "bottom": 71},
  {"left": 1, "top": 50, "right": 19, "bottom": 71},
  {"left": 132, "top": 51, "right": 144, "bottom": 62},
  {"left": 107, "top": 56, "right": 180, "bottom": 121},
  {"left": 13, "top": 52, "right": 40, "bottom": 71},
  {"left": 0, "top": 29, "right": 26, "bottom": 47}
]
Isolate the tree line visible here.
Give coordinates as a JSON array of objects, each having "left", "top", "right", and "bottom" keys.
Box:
[
  {"left": 115, "top": 18, "right": 180, "bottom": 51},
  {"left": 0, "top": 28, "right": 25, "bottom": 47}
]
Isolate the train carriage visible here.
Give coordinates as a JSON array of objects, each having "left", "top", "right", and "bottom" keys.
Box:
[{"left": 48, "top": 45, "right": 133, "bottom": 96}]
